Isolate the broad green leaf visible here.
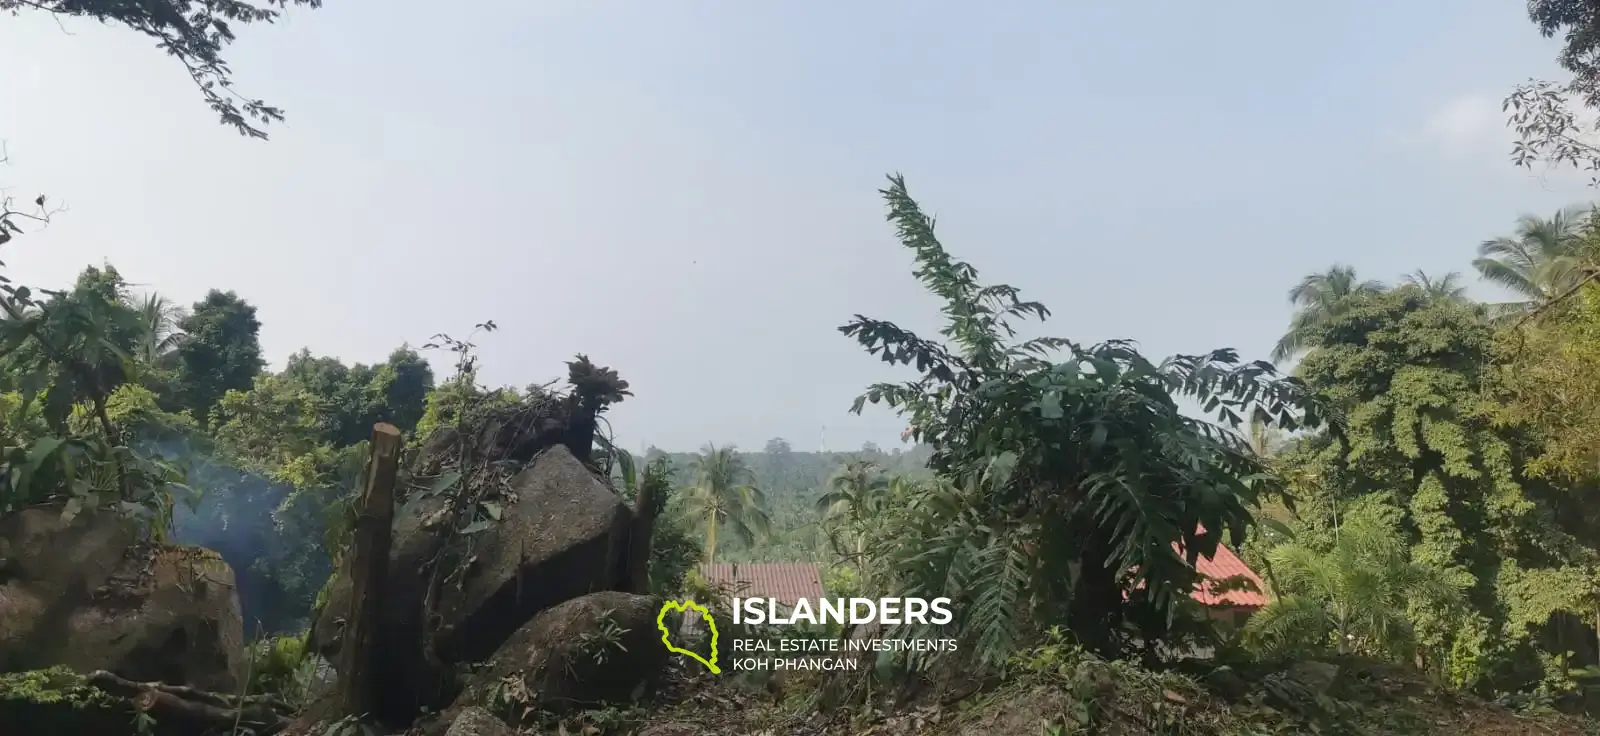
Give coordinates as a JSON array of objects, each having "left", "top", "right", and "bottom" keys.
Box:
[
  {"left": 480, "top": 501, "right": 503, "bottom": 521},
  {"left": 460, "top": 519, "right": 493, "bottom": 535}
]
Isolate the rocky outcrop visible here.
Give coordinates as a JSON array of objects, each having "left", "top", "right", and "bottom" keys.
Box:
[
  {"left": 0, "top": 505, "right": 246, "bottom": 692},
  {"left": 451, "top": 592, "right": 666, "bottom": 715},
  {"left": 311, "top": 444, "right": 633, "bottom": 724}
]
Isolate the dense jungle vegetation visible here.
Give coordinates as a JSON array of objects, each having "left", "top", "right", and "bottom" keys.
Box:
[
  {"left": 22, "top": 178, "right": 1600, "bottom": 711},
  {"left": 21, "top": 0, "right": 1600, "bottom": 733}
]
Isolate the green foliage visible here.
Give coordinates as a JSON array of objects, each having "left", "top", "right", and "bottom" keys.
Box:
[
  {"left": 1244, "top": 494, "right": 1464, "bottom": 662},
  {"left": 1528, "top": 0, "right": 1600, "bottom": 109},
  {"left": 1497, "top": 262, "right": 1600, "bottom": 482},
  {"left": 0, "top": 263, "right": 197, "bottom": 537},
  {"left": 817, "top": 468, "right": 906, "bottom": 588},
  {"left": 0, "top": 666, "right": 116, "bottom": 708},
  {"left": 277, "top": 347, "right": 434, "bottom": 445},
  {"left": 635, "top": 441, "right": 933, "bottom": 565},
  {"left": 840, "top": 174, "right": 1326, "bottom": 670},
  {"left": 247, "top": 632, "right": 318, "bottom": 704},
  {"left": 171, "top": 338, "right": 435, "bottom": 631},
  {"left": 572, "top": 610, "right": 631, "bottom": 675},
  {"left": 411, "top": 371, "right": 521, "bottom": 445},
  {"left": 613, "top": 452, "right": 703, "bottom": 595},
  {"left": 1, "top": 265, "right": 143, "bottom": 433},
  {"left": 646, "top": 510, "right": 702, "bottom": 596},
  {"left": 1275, "top": 285, "right": 1596, "bottom": 690},
  {"left": 171, "top": 290, "right": 264, "bottom": 423},
  {"left": 1274, "top": 264, "right": 1388, "bottom": 363},
  {"left": 1472, "top": 208, "right": 1590, "bottom": 315}
]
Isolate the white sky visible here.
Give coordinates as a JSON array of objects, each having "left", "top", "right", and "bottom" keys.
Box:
[{"left": 0, "top": 1, "right": 1593, "bottom": 452}]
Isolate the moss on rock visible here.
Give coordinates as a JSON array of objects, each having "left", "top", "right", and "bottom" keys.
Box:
[{"left": 0, "top": 666, "right": 131, "bottom": 734}]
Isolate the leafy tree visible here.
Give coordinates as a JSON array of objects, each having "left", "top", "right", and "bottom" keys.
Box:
[
  {"left": 843, "top": 174, "right": 1325, "bottom": 667},
  {"left": 1529, "top": 0, "right": 1600, "bottom": 110},
  {"left": 0, "top": 263, "right": 192, "bottom": 532},
  {"left": 1504, "top": 3, "right": 1600, "bottom": 181},
  {"left": 1273, "top": 264, "right": 1387, "bottom": 363},
  {"left": 171, "top": 290, "right": 263, "bottom": 422},
  {"left": 2, "top": 265, "right": 143, "bottom": 438},
  {"left": 1, "top": 0, "right": 326, "bottom": 138},
  {"left": 1499, "top": 278, "right": 1600, "bottom": 483},
  {"left": 1279, "top": 285, "right": 1599, "bottom": 689},
  {"left": 762, "top": 436, "right": 794, "bottom": 489},
  {"left": 212, "top": 372, "right": 330, "bottom": 469},
  {"left": 371, "top": 347, "right": 433, "bottom": 433},
  {"left": 276, "top": 347, "right": 434, "bottom": 445},
  {"left": 683, "top": 444, "right": 771, "bottom": 564}
]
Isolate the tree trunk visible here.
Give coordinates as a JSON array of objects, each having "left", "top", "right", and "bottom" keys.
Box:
[
  {"left": 705, "top": 514, "right": 718, "bottom": 565},
  {"left": 1068, "top": 532, "right": 1124, "bottom": 658},
  {"left": 566, "top": 395, "right": 597, "bottom": 464},
  {"left": 335, "top": 423, "right": 403, "bottom": 720},
  {"left": 627, "top": 475, "right": 658, "bottom": 593}
]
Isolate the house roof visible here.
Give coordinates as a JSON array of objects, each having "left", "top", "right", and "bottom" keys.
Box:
[
  {"left": 699, "top": 563, "right": 825, "bottom": 606},
  {"left": 1187, "top": 542, "right": 1268, "bottom": 608}
]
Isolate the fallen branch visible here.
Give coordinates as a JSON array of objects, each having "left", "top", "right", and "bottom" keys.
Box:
[{"left": 85, "top": 670, "right": 291, "bottom": 735}]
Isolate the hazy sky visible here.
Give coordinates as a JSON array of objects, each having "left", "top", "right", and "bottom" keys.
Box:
[{"left": 0, "top": 2, "right": 1592, "bottom": 453}]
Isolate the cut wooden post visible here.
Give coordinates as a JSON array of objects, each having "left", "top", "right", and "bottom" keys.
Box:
[
  {"left": 335, "top": 422, "right": 404, "bottom": 719},
  {"left": 627, "top": 475, "right": 658, "bottom": 593}
]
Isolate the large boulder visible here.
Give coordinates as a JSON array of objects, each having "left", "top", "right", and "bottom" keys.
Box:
[
  {"left": 451, "top": 592, "right": 666, "bottom": 716},
  {"left": 445, "top": 706, "right": 515, "bottom": 736},
  {"left": 0, "top": 505, "right": 246, "bottom": 692},
  {"left": 311, "top": 444, "right": 632, "bottom": 723}
]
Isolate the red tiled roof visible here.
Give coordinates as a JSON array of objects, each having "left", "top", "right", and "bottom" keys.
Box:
[
  {"left": 1173, "top": 524, "right": 1268, "bottom": 608},
  {"left": 1188, "top": 542, "right": 1268, "bottom": 608},
  {"left": 699, "top": 563, "right": 825, "bottom": 607}
]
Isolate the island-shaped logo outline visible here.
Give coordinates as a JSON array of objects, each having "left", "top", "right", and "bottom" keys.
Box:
[{"left": 657, "top": 599, "right": 721, "bottom": 674}]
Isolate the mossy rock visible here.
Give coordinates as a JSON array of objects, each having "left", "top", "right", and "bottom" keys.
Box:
[{"left": 0, "top": 666, "right": 133, "bottom": 735}]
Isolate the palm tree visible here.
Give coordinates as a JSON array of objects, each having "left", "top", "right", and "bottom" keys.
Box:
[
  {"left": 1399, "top": 270, "right": 1468, "bottom": 302},
  {"left": 684, "top": 444, "right": 770, "bottom": 564},
  {"left": 816, "top": 460, "right": 888, "bottom": 518},
  {"left": 126, "top": 292, "right": 186, "bottom": 368},
  {"left": 1472, "top": 206, "right": 1590, "bottom": 315},
  {"left": 1243, "top": 502, "right": 1459, "bottom": 662},
  {"left": 1272, "top": 264, "right": 1387, "bottom": 364},
  {"left": 816, "top": 460, "right": 890, "bottom": 574}
]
